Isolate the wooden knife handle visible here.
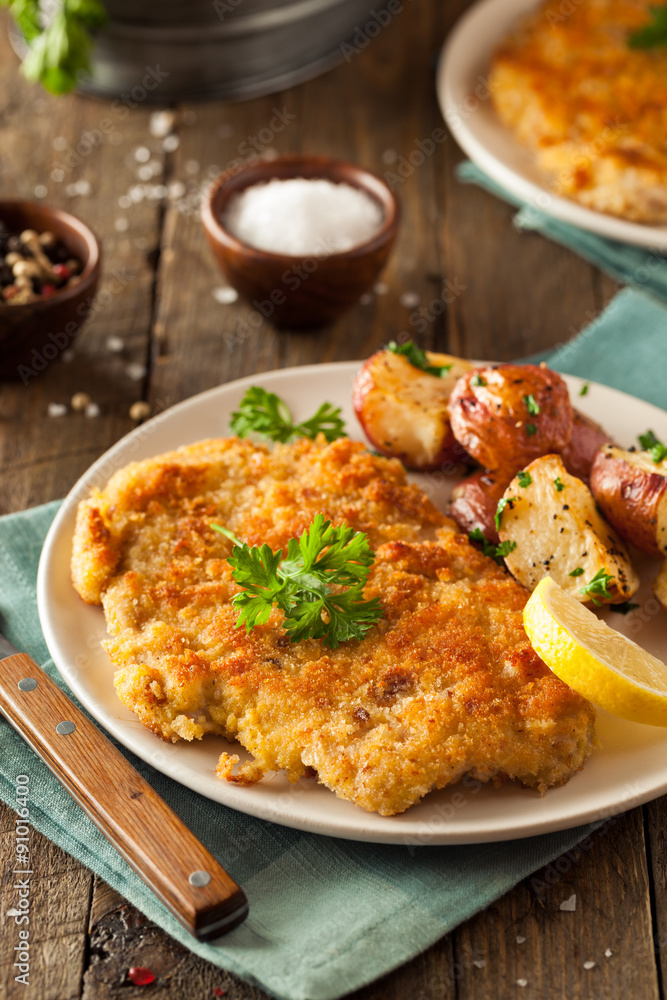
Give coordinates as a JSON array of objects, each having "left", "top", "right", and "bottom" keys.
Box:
[{"left": 0, "top": 652, "right": 248, "bottom": 940}]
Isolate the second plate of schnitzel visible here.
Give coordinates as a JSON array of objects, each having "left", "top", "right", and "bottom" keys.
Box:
[{"left": 38, "top": 363, "right": 667, "bottom": 843}]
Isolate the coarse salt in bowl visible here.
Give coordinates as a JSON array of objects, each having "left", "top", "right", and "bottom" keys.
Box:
[{"left": 201, "top": 154, "right": 400, "bottom": 329}]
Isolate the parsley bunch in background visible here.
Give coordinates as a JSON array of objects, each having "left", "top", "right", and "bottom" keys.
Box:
[{"left": 2, "top": 0, "right": 107, "bottom": 94}]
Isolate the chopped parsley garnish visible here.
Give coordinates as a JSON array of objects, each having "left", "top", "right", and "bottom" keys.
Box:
[
  {"left": 495, "top": 496, "right": 518, "bottom": 532},
  {"left": 628, "top": 5, "right": 667, "bottom": 48},
  {"left": 517, "top": 470, "right": 532, "bottom": 488},
  {"left": 468, "top": 529, "right": 516, "bottom": 565},
  {"left": 526, "top": 423, "right": 537, "bottom": 436},
  {"left": 213, "top": 514, "right": 383, "bottom": 649},
  {"left": 638, "top": 429, "right": 667, "bottom": 464},
  {"left": 471, "top": 374, "right": 487, "bottom": 387},
  {"left": 610, "top": 602, "right": 640, "bottom": 615},
  {"left": 230, "top": 387, "right": 346, "bottom": 444},
  {"left": 387, "top": 341, "right": 452, "bottom": 377},
  {"left": 579, "top": 382, "right": 590, "bottom": 397},
  {"left": 579, "top": 568, "right": 615, "bottom": 605},
  {"left": 523, "top": 394, "right": 541, "bottom": 416},
  {"left": 554, "top": 477, "right": 565, "bottom": 492},
  {"left": 568, "top": 567, "right": 584, "bottom": 577}
]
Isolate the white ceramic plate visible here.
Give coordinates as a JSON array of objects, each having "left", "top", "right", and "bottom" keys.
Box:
[
  {"left": 437, "top": 0, "right": 667, "bottom": 252},
  {"left": 38, "top": 362, "right": 667, "bottom": 844}
]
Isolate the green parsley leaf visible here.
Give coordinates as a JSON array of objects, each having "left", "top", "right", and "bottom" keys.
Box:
[
  {"left": 579, "top": 382, "right": 590, "bottom": 397},
  {"left": 610, "top": 602, "right": 640, "bottom": 615},
  {"left": 211, "top": 523, "right": 243, "bottom": 546},
  {"left": 525, "top": 423, "right": 537, "bottom": 436},
  {"left": 523, "top": 394, "right": 541, "bottom": 416},
  {"left": 387, "top": 341, "right": 452, "bottom": 377},
  {"left": 638, "top": 429, "right": 667, "bottom": 463},
  {"left": 224, "top": 514, "right": 384, "bottom": 649},
  {"left": 579, "top": 568, "right": 615, "bottom": 606},
  {"left": 468, "top": 529, "right": 516, "bottom": 565},
  {"left": 517, "top": 470, "right": 532, "bottom": 488},
  {"left": 495, "top": 496, "right": 518, "bottom": 532},
  {"left": 230, "top": 387, "right": 346, "bottom": 444},
  {"left": 554, "top": 477, "right": 565, "bottom": 492},
  {"left": 471, "top": 374, "right": 487, "bottom": 387},
  {"left": 569, "top": 567, "right": 584, "bottom": 577},
  {"left": 628, "top": 4, "right": 667, "bottom": 48}
]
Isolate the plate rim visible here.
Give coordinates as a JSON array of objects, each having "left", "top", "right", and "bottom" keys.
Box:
[
  {"left": 36, "top": 360, "right": 667, "bottom": 844},
  {"left": 436, "top": 0, "right": 667, "bottom": 252}
]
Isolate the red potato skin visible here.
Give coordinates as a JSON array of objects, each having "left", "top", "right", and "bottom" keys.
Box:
[
  {"left": 353, "top": 353, "right": 469, "bottom": 471},
  {"left": 561, "top": 409, "right": 612, "bottom": 483},
  {"left": 590, "top": 446, "right": 667, "bottom": 555},
  {"left": 448, "top": 364, "right": 573, "bottom": 475},
  {"left": 448, "top": 470, "right": 511, "bottom": 543}
]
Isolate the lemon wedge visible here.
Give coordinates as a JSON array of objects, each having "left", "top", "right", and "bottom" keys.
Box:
[{"left": 523, "top": 576, "right": 667, "bottom": 726}]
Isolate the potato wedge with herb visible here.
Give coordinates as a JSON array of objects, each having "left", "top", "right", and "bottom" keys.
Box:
[
  {"left": 590, "top": 444, "right": 667, "bottom": 556},
  {"left": 353, "top": 346, "right": 472, "bottom": 470},
  {"left": 497, "top": 454, "right": 639, "bottom": 605},
  {"left": 448, "top": 364, "right": 573, "bottom": 475}
]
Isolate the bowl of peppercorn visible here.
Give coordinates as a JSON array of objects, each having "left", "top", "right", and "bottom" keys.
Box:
[{"left": 0, "top": 202, "right": 101, "bottom": 381}]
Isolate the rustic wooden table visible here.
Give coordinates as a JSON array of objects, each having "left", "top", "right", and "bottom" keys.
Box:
[{"left": 1, "top": 2, "right": 664, "bottom": 998}]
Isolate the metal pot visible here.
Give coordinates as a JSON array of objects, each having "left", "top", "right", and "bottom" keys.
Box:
[{"left": 57, "top": 0, "right": 392, "bottom": 102}]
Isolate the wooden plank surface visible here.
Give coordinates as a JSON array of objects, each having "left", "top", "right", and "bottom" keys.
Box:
[{"left": 0, "top": 2, "right": 662, "bottom": 999}]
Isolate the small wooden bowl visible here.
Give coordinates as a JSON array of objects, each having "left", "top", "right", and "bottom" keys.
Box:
[
  {"left": 0, "top": 202, "right": 101, "bottom": 381},
  {"left": 201, "top": 154, "right": 399, "bottom": 329}
]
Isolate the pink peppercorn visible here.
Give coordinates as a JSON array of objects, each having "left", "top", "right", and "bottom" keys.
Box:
[
  {"left": 53, "top": 263, "right": 71, "bottom": 281},
  {"left": 127, "top": 966, "right": 156, "bottom": 986},
  {"left": 41, "top": 284, "right": 57, "bottom": 298}
]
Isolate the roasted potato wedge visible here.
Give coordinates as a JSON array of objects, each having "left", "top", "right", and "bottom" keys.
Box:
[
  {"left": 448, "top": 364, "right": 573, "bottom": 475},
  {"left": 654, "top": 559, "right": 667, "bottom": 612},
  {"left": 590, "top": 445, "right": 667, "bottom": 556},
  {"left": 498, "top": 454, "right": 639, "bottom": 605},
  {"left": 561, "top": 409, "right": 612, "bottom": 483},
  {"left": 449, "top": 469, "right": 510, "bottom": 543},
  {"left": 353, "top": 348, "right": 472, "bottom": 470}
]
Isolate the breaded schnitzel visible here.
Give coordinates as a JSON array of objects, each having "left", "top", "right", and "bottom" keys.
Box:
[
  {"left": 490, "top": 0, "right": 667, "bottom": 223},
  {"left": 71, "top": 436, "right": 595, "bottom": 815}
]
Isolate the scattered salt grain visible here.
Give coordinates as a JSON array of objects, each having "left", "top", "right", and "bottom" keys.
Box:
[
  {"left": 61, "top": 349, "right": 75, "bottom": 363},
  {"left": 374, "top": 281, "right": 389, "bottom": 295},
  {"left": 163, "top": 135, "right": 180, "bottom": 152},
  {"left": 51, "top": 168, "right": 65, "bottom": 183},
  {"left": 118, "top": 195, "right": 132, "bottom": 209},
  {"left": 52, "top": 136, "right": 68, "bottom": 151},
  {"left": 560, "top": 893, "right": 577, "bottom": 911},
  {"left": 106, "top": 336, "right": 124, "bottom": 352},
  {"left": 48, "top": 403, "right": 67, "bottom": 418},
  {"left": 222, "top": 177, "right": 384, "bottom": 256},
  {"left": 148, "top": 185, "right": 168, "bottom": 200},
  {"left": 583, "top": 961, "right": 596, "bottom": 970},
  {"left": 34, "top": 185, "right": 47, "bottom": 199},
  {"left": 115, "top": 218, "right": 129, "bottom": 232},
  {"left": 126, "top": 362, "right": 147, "bottom": 381},
  {"left": 516, "top": 936, "right": 526, "bottom": 944},
  {"left": 129, "top": 401, "right": 151, "bottom": 422},
  {"left": 359, "top": 293, "right": 374, "bottom": 306},
  {"left": 604, "top": 949, "right": 613, "bottom": 958},
  {"left": 473, "top": 959, "right": 486, "bottom": 969},
  {"left": 138, "top": 165, "right": 154, "bottom": 181},
  {"left": 399, "top": 291, "right": 420, "bottom": 309},
  {"left": 135, "top": 146, "right": 151, "bottom": 163},
  {"left": 516, "top": 979, "right": 527, "bottom": 988},
  {"left": 71, "top": 392, "right": 91, "bottom": 412},
  {"left": 75, "top": 179, "right": 91, "bottom": 196},
  {"left": 85, "top": 402, "right": 101, "bottom": 418},
  {"left": 382, "top": 149, "right": 398, "bottom": 165},
  {"left": 129, "top": 185, "right": 145, "bottom": 203},
  {"left": 213, "top": 287, "right": 238, "bottom": 305},
  {"left": 168, "top": 181, "right": 186, "bottom": 200},
  {"left": 149, "top": 110, "right": 174, "bottom": 138}
]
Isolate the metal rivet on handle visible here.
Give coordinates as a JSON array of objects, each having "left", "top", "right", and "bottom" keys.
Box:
[
  {"left": 55, "top": 721, "right": 76, "bottom": 736},
  {"left": 189, "top": 870, "right": 211, "bottom": 888},
  {"left": 18, "top": 678, "right": 38, "bottom": 692}
]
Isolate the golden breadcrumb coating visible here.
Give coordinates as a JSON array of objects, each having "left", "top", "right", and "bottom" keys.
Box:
[
  {"left": 490, "top": 0, "right": 667, "bottom": 223},
  {"left": 71, "top": 436, "right": 595, "bottom": 815}
]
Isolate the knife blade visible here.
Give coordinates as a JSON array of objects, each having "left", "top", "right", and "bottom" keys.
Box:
[{"left": 0, "top": 634, "right": 248, "bottom": 940}]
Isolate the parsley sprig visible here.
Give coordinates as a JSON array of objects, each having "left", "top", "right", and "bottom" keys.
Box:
[
  {"left": 212, "top": 515, "right": 383, "bottom": 649},
  {"left": 517, "top": 470, "right": 532, "bottom": 488},
  {"left": 230, "top": 387, "right": 346, "bottom": 444},
  {"left": 628, "top": 5, "right": 667, "bottom": 48},
  {"left": 495, "top": 496, "right": 518, "bottom": 531},
  {"left": 523, "top": 394, "right": 541, "bottom": 416},
  {"left": 2, "top": 0, "right": 107, "bottom": 94},
  {"left": 469, "top": 529, "right": 516, "bottom": 565},
  {"left": 638, "top": 430, "right": 667, "bottom": 464},
  {"left": 579, "top": 568, "right": 615, "bottom": 605},
  {"left": 387, "top": 341, "right": 452, "bottom": 377}
]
